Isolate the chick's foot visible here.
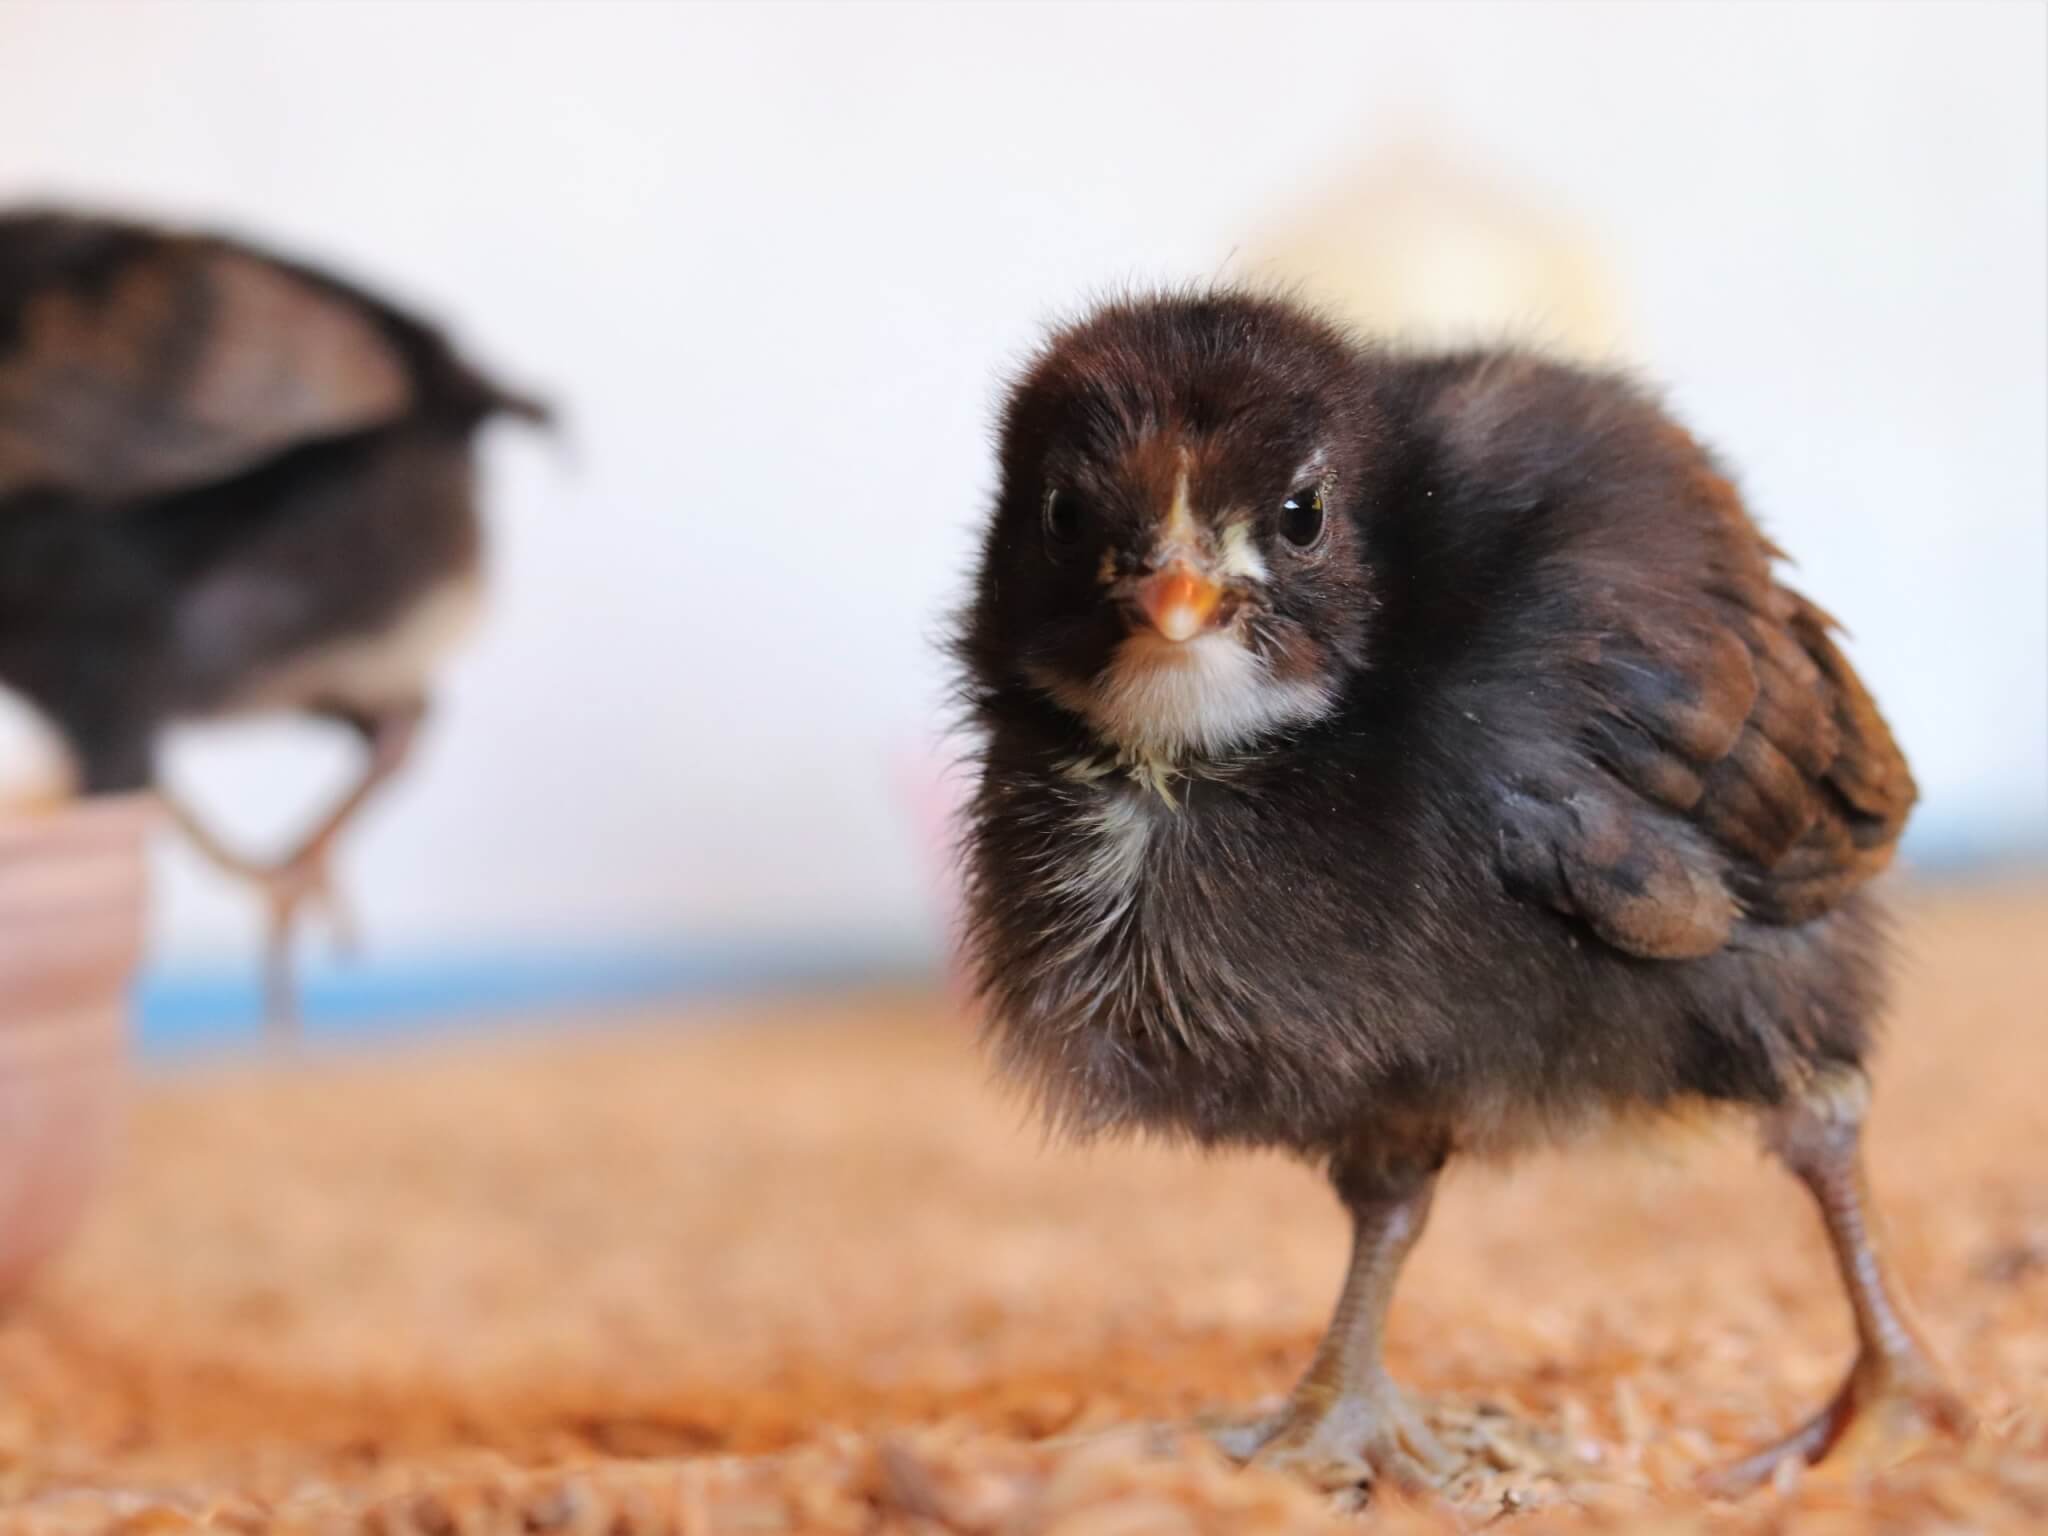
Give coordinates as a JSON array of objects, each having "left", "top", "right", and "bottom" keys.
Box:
[
  {"left": 1213, "top": 1378, "right": 1458, "bottom": 1498},
  {"left": 1701, "top": 1353, "right": 1974, "bottom": 1497}
]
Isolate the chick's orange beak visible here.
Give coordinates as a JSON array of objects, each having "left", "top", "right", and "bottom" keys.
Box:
[{"left": 1132, "top": 560, "right": 1223, "bottom": 643}]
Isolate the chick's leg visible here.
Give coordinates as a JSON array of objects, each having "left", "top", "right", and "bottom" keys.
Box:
[
  {"left": 1213, "top": 1145, "right": 1453, "bottom": 1496},
  {"left": 1703, "top": 1069, "right": 1972, "bottom": 1496},
  {"left": 164, "top": 702, "right": 425, "bottom": 1038}
]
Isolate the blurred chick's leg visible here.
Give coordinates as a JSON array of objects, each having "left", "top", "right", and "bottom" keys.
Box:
[
  {"left": 1212, "top": 1140, "right": 1454, "bottom": 1496},
  {"left": 164, "top": 702, "right": 425, "bottom": 1039},
  {"left": 1702, "top": 1069, "right": 1972, "bottom": 1497},
  {"left": 255, "top": 703, "right": 424, "bottom": 1036}
]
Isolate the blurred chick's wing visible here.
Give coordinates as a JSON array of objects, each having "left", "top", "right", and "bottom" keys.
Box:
[
  {"left": 0, "top": 214, "right": 414, "bottom": 502},
  {"left": 1496, "top": 436, "right": 1916, "bottom": 960}
]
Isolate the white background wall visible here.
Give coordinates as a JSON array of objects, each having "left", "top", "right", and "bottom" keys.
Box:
[{"left": 1, "top": 1, "right": 2042, "bottom": 974}]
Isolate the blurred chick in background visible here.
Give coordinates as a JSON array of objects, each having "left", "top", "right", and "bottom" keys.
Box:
[
  {"left": 0, "top": 209, "right": 547, "bottom": 1032},
  {"left": 1235, "top": 139, "right": 1629, "bottom": 364}
]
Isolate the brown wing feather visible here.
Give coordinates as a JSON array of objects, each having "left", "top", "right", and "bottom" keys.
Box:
[
  {"left": 1504, "top": 427, "right": 1915, "bottom": 958},
  {"left": 0, "top": 236, "right": 413, "bottom": 501}
]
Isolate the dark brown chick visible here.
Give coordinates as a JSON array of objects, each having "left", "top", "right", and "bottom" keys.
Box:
[
  {"left": 0, "top": 208, "right": 547, "bottom": 1032},
  {"left": 954, "top": 290, "right": 1968, "bottom": 1500}
]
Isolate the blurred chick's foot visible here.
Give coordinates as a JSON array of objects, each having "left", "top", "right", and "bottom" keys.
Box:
[{"left": 163, "top": 702, "right": 424, "bottom": 1038}]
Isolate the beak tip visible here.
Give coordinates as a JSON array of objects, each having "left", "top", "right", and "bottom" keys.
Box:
[{"left": 1135, "top": 562, "right": 1223, "bottom": 643}]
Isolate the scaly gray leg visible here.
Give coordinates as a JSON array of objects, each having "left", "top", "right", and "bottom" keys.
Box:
[
  {"left": 1213, "top": 1139, "right": 1455, "bottom": 1496},
  {"left": 1702, "top": 1068, "right": 1972, "bottom": 1495}
]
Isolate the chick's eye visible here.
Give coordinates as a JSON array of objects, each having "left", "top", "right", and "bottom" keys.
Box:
[
  {"left": 1042, "top": 487, "right": 1085, "bottom": 548},
  {"left": 1280, "top": 484, "right": 1326, "bottom": 548}
]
